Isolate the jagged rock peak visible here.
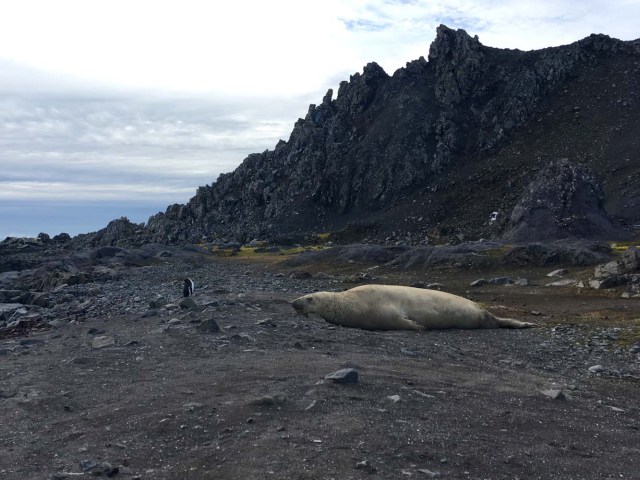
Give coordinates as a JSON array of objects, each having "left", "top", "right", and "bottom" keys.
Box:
[
  {"left": 361, "top": 61, "right": 388, "bottom": 78},
  {"left": 428, "top": 25, "right": 484, "bottom": 105},
  {"left": 428, "top": 24, "right": 481, "bottom": 62}
]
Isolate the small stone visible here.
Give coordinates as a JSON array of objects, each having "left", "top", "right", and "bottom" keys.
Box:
[
  {"left": 324, "top": 368, "right": 358, "bottom": 384},
  {"left": 148, "top": 296, "right": 167, "bottom": 309},
  {"left": 411, "top": 390, "right": 435, "bottom": 398},
  {"left": 179, "top": 297, "right": 202, "bottom": 311},
  {"left": 418, "top": 469, "right": 440, "bottom": 477},
  {"left": 514, "top": 277, "right": 530, "bottom": 286},
  {"left": 470, "top": 279, "right": 487, "bottom": 287},
  {"left": 546, "top": 279, "right": 578, "bottom": 287},
  {"left": 251, "top": 394, "right": 286, "bottom": 406},
  {"left": 314, "top": 272, "right": 334, "bottom": 279},
  {"left": 256, "top": 318, "right": 276, "bottom": 327},
  {"left": 426, "top": 283, "right": 445, "bottom": 290},
  {"left": 197, "top": 318, "right": 220, "bottom": 333},
  {"left": 387, "top": 394, "right": 401, "bottom": 403},
  {"left": 80, "top": 459, "right": 98, "bottom": 472},
  {"left": 541, "top": 389, "right": 566, "bottom": 400},
  {"left": 355, "top": 460, "right": 377, "bottom": 473},
  {"left": 92, "top": 335, "right": 115, "bottom": 349},
  {"left": 183, "top": 402, "right": 204, "bottom": 411},
  {"left": 530, "top": 311, "right": 542, "bottom": 316},
  {"left": 547, "top": 269, "right": 568, "bottom": 277},
  {"left": 401, "top": 348, "right": 418, "bottom": 356},
  {"left": 100, "top": 462, "right": 119, "bottom": 477},
  {"left": 606, "top": 406, "right": 625, "bottom": 412},
  {"left": 168, "top": 318, "right": 182, "bottom": 325},
  {"left": 588, "top": 365, "right": 605, "bottom": 373}
]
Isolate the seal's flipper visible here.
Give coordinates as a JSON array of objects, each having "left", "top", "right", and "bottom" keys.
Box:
[
  {"left": 396, "top": 315, "right": 425, "bottom": 331},
  {"left": 495, "top": 317, "right": 535, "bottom": 329}
]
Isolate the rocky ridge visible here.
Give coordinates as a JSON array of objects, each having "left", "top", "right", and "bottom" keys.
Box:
[{"left": 123, "top": 25, "right": 640, "bottom": 246}]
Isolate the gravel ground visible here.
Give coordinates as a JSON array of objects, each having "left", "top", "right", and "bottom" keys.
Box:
[{"left": 1, "top": 252, "right": 639, "bottom": 479}]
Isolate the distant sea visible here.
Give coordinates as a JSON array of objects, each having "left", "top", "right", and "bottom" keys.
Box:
[{"left": 0, "top": 201, "right": 166, "bottom": 240}]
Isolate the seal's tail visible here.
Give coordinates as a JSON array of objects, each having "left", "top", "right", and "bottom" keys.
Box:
[{"left": 495, "top": 317, "right": 536, "bottom": 328}]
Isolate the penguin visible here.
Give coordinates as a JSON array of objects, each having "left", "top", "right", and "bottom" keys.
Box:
[{"left": 183, "top": 278, "right": 194, "bottom": 297}]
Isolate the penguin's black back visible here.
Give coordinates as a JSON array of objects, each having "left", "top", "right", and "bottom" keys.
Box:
[{"left": 183, "top": 278, "right": 194, "bottom": 297}]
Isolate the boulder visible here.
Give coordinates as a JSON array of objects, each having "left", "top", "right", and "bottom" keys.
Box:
[
  {"left": 547, "top": 269, "right": 568, "bottom": 277},
  {"left": 589, "top": 277, "right": 626, "bottom": 290},
  {"left": 595, "top": 247, "right": 640, "bottom": 278},
  {"left": 503, "top": 159, "right": 623, "bottom": 242},
  {"left": 179, "top": 297, "right": 200, "bottom": 310}
]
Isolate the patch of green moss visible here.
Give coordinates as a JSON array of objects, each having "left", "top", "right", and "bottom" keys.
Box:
[
  {"left": 278, "top": 245, "right": 327, "bottom": 255},
  {"left": 484, "top": 244, "right": 514, "bottom": 258},
  {"left": 610, "top": 241, "right": 640, "bottom": 255},
  {"left": 614, "top": 321, "right": 640, "bottom": 348},
  {"left": 210, "top": 244, "right": 328, "bottom": 258}
]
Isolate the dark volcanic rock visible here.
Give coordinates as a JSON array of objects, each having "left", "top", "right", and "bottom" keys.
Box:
[
  {"left": 67, "top": 26, "right": 640, "bottom": 246},
  {"left": 501, "top": 240, "right": 611, "bottom": 266},
  {"left": 284, "top": 244, "right": 409, "bottom": 267},
  {"left": 503, "top": 159, "right": 625, "bottom": 241}
]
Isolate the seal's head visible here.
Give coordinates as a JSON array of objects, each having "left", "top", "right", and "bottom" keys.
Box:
[{"left": 291, "top": 293, "right": 324, "bottom": 317}]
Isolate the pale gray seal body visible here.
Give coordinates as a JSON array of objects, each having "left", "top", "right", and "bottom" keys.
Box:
[{"left": 291, "top": 285, "right": 535, "bottom": 331}]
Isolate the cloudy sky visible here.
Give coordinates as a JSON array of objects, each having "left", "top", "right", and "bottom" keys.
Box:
[{"left": 0, "top": 0, "right": 638, "bottom": 239}]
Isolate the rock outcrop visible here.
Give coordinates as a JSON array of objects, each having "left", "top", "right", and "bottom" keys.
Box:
[
  {"left": 503, "top": 159, "right": 622, "bottom": 241},
  {"left": 85, "top": 25, "right": 640, "bottom": 246},
  {"left": 590, "top": 246, "right": 640, "bottom": 293}
]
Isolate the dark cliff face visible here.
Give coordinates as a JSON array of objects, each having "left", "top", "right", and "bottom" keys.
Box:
[{"left": 135, "top": 25, "right": 640, "bottom": 245}]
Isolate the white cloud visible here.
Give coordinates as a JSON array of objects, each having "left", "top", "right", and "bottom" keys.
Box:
[
  {"left": 0, "top": 92, "right": 304, "bottom": 204},
  {"left": 0, "top": 180, "right": 195, "bottom": 202}
]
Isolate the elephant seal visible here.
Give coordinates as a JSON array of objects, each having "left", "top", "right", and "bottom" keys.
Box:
[{"left": 291, "top": 285, "right": 535, "bottom": 331}]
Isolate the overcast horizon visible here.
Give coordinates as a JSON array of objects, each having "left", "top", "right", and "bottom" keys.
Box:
[{"left": 1, "top": 0, "right": 639, "bottom": 239}]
